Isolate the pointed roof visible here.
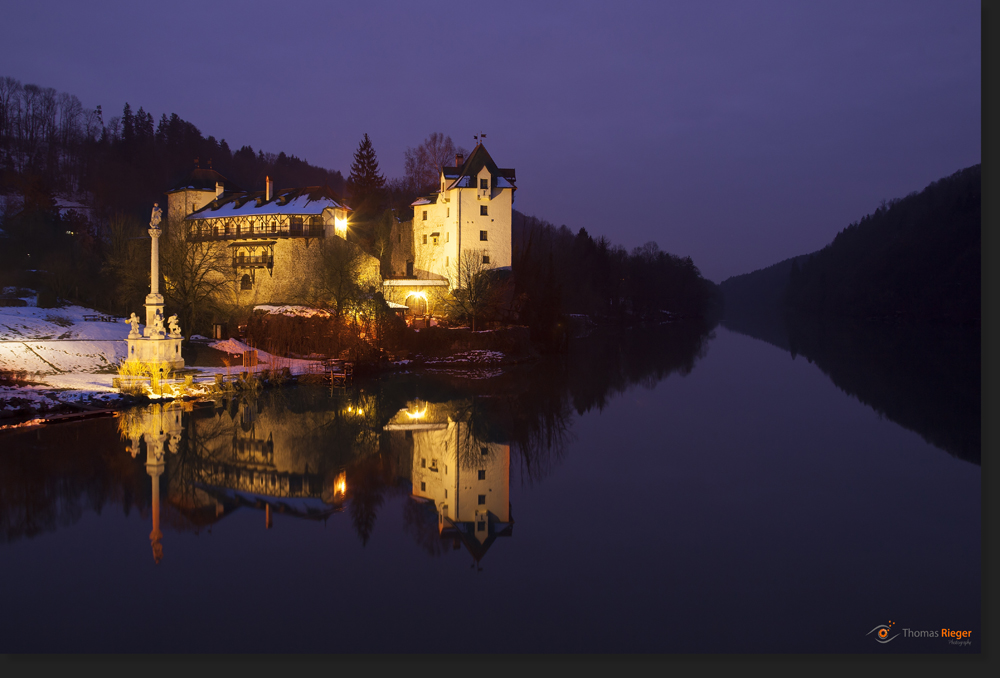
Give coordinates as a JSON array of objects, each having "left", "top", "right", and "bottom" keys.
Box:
[{"left": 441, "top": 143, "right": 516, "bottom": 191}]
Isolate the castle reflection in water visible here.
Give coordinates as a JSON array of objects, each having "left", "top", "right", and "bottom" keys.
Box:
[{"left": 120, "top": 395, "right": 513, "bottom": 565}]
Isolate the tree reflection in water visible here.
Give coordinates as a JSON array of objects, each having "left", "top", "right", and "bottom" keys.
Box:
[{"left": 0, "top": 320, "right": 717, "bottom": 563}]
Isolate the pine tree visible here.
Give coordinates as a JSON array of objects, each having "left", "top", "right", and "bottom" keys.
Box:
[{"left": 348, "top": 133, "right": 385, "bottom": 222}]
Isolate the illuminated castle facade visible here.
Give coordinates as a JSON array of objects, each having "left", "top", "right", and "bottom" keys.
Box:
[{"left": 164, "top": 143, "right": 514, "bottom": 320}]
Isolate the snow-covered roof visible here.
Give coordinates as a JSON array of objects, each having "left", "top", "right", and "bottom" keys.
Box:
[{"left": 186, "top": 186, "right": 349, "bottom": 221}]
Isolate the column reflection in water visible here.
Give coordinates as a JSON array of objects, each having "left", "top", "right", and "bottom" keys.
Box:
[
  {"left": 386, "top": 400, "right": 513, "bottom": 566},
  {"left": 121, "top": 402, "right": 185, "bottom": 564},
  {"left": 118, "top": 396, "right": 351, "bottom": 562}
]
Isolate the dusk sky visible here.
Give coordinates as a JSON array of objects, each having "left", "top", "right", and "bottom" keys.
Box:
[{"left": 2, "top": 0, "right": 980, "bottom": 282}]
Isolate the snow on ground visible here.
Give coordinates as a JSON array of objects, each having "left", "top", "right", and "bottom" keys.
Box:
[
  {"left": 0, "top": 296, "right": 132, "bottom": 374},
  {"left": 208, "top": 338, "right": 321, "bottom": 375},
  {"left": 253, "top": 305, "right": 331, "bottom": 318}
]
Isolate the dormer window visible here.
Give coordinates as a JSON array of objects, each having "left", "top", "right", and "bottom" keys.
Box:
[{"left": 480, "top": 178, "right": 488, "bottom": 190}]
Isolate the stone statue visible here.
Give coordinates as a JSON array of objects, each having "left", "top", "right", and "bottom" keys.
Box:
[
  {"left": 150, "top": 203, "right": 162, "bottom": 229},
  {"left": 151, "top": 310, "right": 165, "bottom": 337},
  {"left": 126, "top": 312, "right": 141, "bottom": 338},
  {"left": 167, "top": 314, "right": 181, "bottom": 338}
]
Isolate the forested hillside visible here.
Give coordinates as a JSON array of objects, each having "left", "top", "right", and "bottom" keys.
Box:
[
  {"left": 722, "top": 164, "right": 980, "bottom": 323},
  {"left": 511, "top": 210, "right": 721, "bottom": 348},
  {"left": 0, "top": 76, "right": 344, "bottom": 219}
]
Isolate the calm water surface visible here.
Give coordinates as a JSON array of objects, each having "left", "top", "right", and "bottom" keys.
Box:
[{"left": 0, "top": 323, "right": 980, "bottom": 653}]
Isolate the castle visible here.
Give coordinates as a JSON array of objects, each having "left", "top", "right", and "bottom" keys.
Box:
[{"left": 165, "top": 142, "right": 515, "bottom": 322}]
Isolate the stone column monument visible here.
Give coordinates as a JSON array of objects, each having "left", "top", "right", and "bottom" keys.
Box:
[{"left": 125, "top": 203, "right": 185, "bottom": 369}]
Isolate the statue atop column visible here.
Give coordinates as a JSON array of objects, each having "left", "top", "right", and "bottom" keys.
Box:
[{"left": 122, "top": 204, "right": 184, "bottom": 371}]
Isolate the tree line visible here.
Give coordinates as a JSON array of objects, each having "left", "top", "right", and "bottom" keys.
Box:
[
  {"left": 721, "top": 164, "right": 980, "bottom": 324},
  {"left": 510, "top": 211, "right": 721, "bottom": 349}
]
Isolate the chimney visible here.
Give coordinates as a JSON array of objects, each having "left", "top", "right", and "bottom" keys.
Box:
[
  {"left": 216, "top": 181, "right": 224, "bottom": 197},
  {"left": 455, "top": 153, "right": 464, "bottom": 167},
  {"left": 265, "top": 176, "right": 273, "bottom": 201}
]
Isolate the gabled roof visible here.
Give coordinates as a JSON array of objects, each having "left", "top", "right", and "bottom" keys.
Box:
[
  {"left": 186, "top": 185, "right": 350, "bottom": 220},
  {"left": 412, "top": 143, "right": 516, "bottom": 204},
  {"left": 166, "top": 165, "right": 243, "bottom": 194},
  {"left": 441, "top": 143, "right": 516, "bottom": 192}
]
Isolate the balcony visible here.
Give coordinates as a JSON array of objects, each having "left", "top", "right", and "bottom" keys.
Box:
[
  {"left": 232, "top": 254, "right": 274, "bottom": 269},
  {"left": 188, "top": 221, "right": 326, "bottom": 242}
]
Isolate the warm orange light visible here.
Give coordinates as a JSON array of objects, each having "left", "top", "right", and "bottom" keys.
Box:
[
  {"left": 405, "top": 407, "right": 427, "bottom": 420},
  {"left": 334, "top": 471, "right": 347, "bottom": 498}
]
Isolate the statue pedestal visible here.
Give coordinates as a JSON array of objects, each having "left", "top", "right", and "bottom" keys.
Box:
[
  {"left": 144, "top": 294, "right": 164, "bottom": 336},
  {"left": 127, "top": 335, "right": 185, "bottom": 370}
]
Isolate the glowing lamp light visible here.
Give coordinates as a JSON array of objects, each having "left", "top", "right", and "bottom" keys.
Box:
[
  {"left": 334, "top": 216, "right": 348, "bottom": 238},
  {"left": 405, "top": 291, "right": 427, "bottom": 302},
  {"left": 405, "top": 407, "right": 427, "bottom": 420},
  {"left": 334, "top": 471, "right": 347, "bottom": 498}
]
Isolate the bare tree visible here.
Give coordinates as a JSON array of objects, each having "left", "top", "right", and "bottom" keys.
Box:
[
  {"left": 311, "top": 236, "right": 379, "bottom": 318},
  {"left": 446, "top": 248, "right": 504, "bottom": 332},
  {"left": 160, "top": 235, "right": 231, "bottom": 338},
  {"left": 403, "top": 133, "right": 467, "bottom": 195},
  {"left": 101, "top": 212, "right": 148, "bottom": 316}
]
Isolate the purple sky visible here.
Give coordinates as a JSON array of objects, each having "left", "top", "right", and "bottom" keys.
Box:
[{"left": 2, "top": 1, "right": 980, "bottom": 282}]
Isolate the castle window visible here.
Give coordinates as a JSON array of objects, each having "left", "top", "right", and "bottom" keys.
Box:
[
  {"left": 481, "top": 447, "right": 488, "bottom": 455},
  {"left": 480, "top": 230, "right": 487, "bottom": 241},
  {"left": 480, "top": 205, "right": 488, "bottom": 216},
  {"left": 477, "top": 521, "right": 485, "bottom": 532},
  {"left": 270, "top": 220, "right": 276, "bottom": 233},
  {"left": 422, "top": 235, "right": 427, "bottom": 245},
  {"left": 422, "top": 210, "right": 427, "bottom": 221},
  {"left": 240, "top": 274, "right": 252, "bottom": 290},
  {"left": 421, "top": 481, "right": 426, "bottom": 491},
  {"left": 478, "top": 495, "right": 486, "bottom": 505},
  {"left": 480, "top": 178, "right": 488, "bottom": 190},
  {"left": 482, "top": 255, "right": 490, "bottom": 264},
  {"left": 445, "top": 256, "right": 449, "bottom": 267},
  {"left": 478, "top": 470, "right": 486, "bottom": 480},
  {"left": 446, "top": 232, "right": 449, "bottom": 242},
  {"left": 446, "top": 208, "right": 450, "bottom": 218}
]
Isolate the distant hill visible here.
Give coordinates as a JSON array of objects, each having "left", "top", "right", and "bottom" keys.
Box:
[
  {"left": 722, "top": 164, "right": 980, "bottom": 323},
  {"left": 719, "top": 253, "right": 812, "bottom": 321}
]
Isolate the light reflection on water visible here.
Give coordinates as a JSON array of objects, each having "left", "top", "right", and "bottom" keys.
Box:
[{"left": 0, "top": 321, "right": 980, "bottom": 653}]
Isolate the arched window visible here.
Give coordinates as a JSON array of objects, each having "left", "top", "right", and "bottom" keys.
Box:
[{"left": 240, "top": 274, "right": 252, "bottom": 290}]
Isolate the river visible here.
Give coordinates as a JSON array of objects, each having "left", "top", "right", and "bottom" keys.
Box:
[{"left": 0, "top": 321, "right": 980, "bottom": 653}]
